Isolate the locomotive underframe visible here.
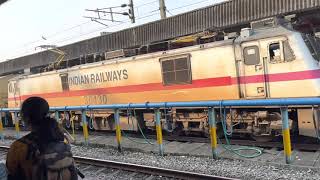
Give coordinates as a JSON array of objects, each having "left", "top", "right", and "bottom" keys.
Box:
[
  {"left": 4, "top": 105, "right": 319, "bottom": 142},
  {"left": 57, "top": 107, "right": 313, "bottom": 141}
]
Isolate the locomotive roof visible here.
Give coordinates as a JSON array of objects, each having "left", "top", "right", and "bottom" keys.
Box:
[
  {"left": 237, "top": 25, "right": 295, "bottom": 43},
  {"left": 11, "top": 39, "right": 233, "bottom": 80}
]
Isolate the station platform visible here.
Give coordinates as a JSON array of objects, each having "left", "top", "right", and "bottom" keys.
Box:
[{"left": 1, "top": 129, "right": 320, "bottom": 169}]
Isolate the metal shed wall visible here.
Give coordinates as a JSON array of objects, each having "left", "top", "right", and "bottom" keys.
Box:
[{"left": 1, "top": 0, "right": 320, "bottom": 75}]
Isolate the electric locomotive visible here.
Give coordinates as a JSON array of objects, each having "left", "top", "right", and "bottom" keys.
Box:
[{"left": 7, "top": 18, "right": 320, "bottom": 141}]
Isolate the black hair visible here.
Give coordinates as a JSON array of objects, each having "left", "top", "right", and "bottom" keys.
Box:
[
  {"left": 21, "top": 97, "right": 64, "bottom": 143},
  {"left": 36, "top": 117, "right": 64, "bottom": 143},
  {"left": 21, "top": 96, "right": 49, "bottom": 126}
]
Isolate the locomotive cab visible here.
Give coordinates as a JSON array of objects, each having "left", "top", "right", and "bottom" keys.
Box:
[{"left": 228, "top": 19, "right": 320, "bottom": 140}]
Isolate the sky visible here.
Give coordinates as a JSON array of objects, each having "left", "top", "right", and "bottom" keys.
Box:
[{"left": 0, "top": 0, "right": 225, "bottom": 61}]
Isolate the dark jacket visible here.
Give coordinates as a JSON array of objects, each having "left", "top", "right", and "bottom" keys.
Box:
[
  {"left": 6, "top": 134, "right": 34, "bottom": 180},
  {"left": 6, "top": 132, "right": 71, "bottom": 180}
]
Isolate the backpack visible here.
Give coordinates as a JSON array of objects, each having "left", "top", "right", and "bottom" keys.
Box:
[{"left": 19, "top": 133, "right": 79, "bottom": 180}]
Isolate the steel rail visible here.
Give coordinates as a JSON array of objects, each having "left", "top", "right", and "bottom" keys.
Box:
[
  {"left": 74, "top": 156, "right": 237, "bottom": 180},
  {"left": 0, "top": 145, "right": 9, "bottom": 150},
  {"left": 0, "top": 145, "right": 236, "bottom": 180}
]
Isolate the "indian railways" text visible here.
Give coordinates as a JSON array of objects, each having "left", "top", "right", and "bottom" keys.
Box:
[{"left": 68, "top": 69, "right": 128, "bottom": 86}]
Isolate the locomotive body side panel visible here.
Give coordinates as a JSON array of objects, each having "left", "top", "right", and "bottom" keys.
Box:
[
  {"left": 8, "top": 43, "right": 239, "bottom": 108},
  {"left": 8, "top": 73, "right": 64, "bottom": 108}
]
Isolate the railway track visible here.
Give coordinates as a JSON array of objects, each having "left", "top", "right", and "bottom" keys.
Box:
[{"left": 0, "top": 146, "right": 236, "bottom": 180}]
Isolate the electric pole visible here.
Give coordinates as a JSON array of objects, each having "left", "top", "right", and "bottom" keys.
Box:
[
  {"left": 84, "top": 1, "right": 136, "bottom": 26},
  {"left": 128, "top": 0, "right": 135, "bottom": 23},
  {"left": 159, "top": 0, "right": 167, "bottom": 19}
]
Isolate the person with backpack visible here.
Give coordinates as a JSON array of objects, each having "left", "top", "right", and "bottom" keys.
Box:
[{"left": 6, "top": 97, "right": 80, "bottom": 180}]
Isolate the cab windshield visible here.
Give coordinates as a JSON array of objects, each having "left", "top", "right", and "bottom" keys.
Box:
[{"left": 303, "top": 33, "right": 320, "bottom": 61}]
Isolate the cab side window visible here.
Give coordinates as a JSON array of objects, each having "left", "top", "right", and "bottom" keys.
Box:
[
  {"left": 269, "top": 43, "right": 281, "bottom": 63},
  {"left": 161, "top": 55, "right": 192, "bottom": 86},
  {"left": 283, "top": 40, "right": 295, "bottom": 61},
  {"left": 269, "top": 40, "right": 295, "bottom": 63}
]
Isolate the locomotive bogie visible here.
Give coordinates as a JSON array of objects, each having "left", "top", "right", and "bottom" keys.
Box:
[
  {"left": 58, "top": 110, "right": 139, "bottom": 131},
  {"left": 223, "top": 109, "right": 293, "bottom": 138}
]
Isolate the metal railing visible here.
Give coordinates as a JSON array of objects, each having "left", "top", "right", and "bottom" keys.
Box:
[{"left": 1, "top": 97, "right": 320, "bottom": 164}]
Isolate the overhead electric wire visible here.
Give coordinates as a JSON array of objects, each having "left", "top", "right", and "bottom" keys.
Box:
[
  {"left": 147, "top": 0, "right": 214, "bottom": 17},
  {"left": 14, "top": 0, "right": 159, "bottom": 50},
  {"left": 11, "top": 0, "right": 156, "bottom": 53},
  {"left": 7, "top": 13, "right": 158, "bottom": 58},
  {"left": 166, "top": 9, "right": 174, "bottom": 16},
  {"left": 7, "top": 0, "right": 216, "bottom": 59},
  {"left": 51, "top": 12, "right": 158, "bottom": 45},
  {"left": 4, "top": 20, "right": 93, "bottom": 60},
  {"left": 52, "top": 0, "right": 157, "bottom": 33},
  {"left": 45, "top": 0, "right": 158, "bottom": 40},
  {"left": 21, "top": 20, "right": 92, "bottom": 47},
  {"left": 169, "top": 0, "right": 210, "bottom": 12},
  {"left": 5, "top": 1, "right": 160, "bottom": 59},
  {"left": 136, "top": 0, "right": 157, "bottom": 8}
]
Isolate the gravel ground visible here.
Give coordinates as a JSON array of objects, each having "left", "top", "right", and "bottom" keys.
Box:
[
  {"left": 1, "top": 139, "right": 320, "bottom": 180},
  {"left": 70, "top": 145, "right": 320, "bottom": 180}
]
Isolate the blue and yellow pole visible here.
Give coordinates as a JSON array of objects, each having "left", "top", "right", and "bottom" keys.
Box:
[
  {"left": 4, "top": 113, "right": 8, "bottom": 127},
  {"left": 281, "top": 107, "right": 292, "bottom": 164},
  {"left": 208, "top": 108, "right": 218, "bottom": 159},
  {"left": 81, "top": 110, "right": 89, "bottom": 145},
  {"left": 155, "top": 109, "right": 164, "bottom": 156},
  {"left": 14, "top": 112, "right": 20, "bottom": 139},
  {"left": 0, "top": 111, "right": 4, "bottom": 140},
  {"left": 114, "top": 109, "right": 122, "bottom": 151}
]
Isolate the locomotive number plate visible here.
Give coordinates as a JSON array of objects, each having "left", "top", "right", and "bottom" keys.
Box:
[{"left": 84, "top": 95, "right": 108, "bottom": 105}]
